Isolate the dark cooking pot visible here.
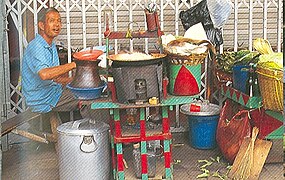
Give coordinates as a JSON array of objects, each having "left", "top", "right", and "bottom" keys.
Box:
[
  {"left": 108, "top": 53, "right": 167, "bottom": 67},
  {"left": 70, "top": 50, "right": 104, "bottom": 88}
]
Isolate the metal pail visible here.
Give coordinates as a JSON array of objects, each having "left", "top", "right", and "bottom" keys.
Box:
[{"left": 57, "top": 119, "right": 110, "bottom": 180}]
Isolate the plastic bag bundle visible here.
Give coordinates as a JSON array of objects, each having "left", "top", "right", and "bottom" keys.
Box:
[
  {"left": 179, "top": 0, "right": 213, "bottom": 31},
  {"left": 207, "top": 0, "right": 232, "bottom": 29},
  {"left": 206, "top": 28, "right": 223, "bottom": 46},
  {"left": 179, "top": 0, "right": 232, "bottom": 46}
]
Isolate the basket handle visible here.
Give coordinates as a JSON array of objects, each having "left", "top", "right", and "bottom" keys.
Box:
[{"left": 256, "top": 70, "right": 282, "bottom": 81}]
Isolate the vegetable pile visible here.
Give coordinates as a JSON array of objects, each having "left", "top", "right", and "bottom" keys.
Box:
[
  {"left": 216, "top": 50, "right": 259, "bottom": 73},
  {"left": 196, "top": 156, "right": 232, "bottom": 179},
  {"left": 257, "top": 53, "right": 283, "bottom": 71},
  {"left": 253, "top": 38, "right": 282, "bottom": 71}
]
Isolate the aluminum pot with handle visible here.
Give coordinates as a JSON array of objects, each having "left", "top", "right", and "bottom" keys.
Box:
[{"left": 57, "top": 118, "right": 110, "bottom": 180}]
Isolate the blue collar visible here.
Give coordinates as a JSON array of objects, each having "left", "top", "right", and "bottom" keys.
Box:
[{"left": 36, "top": 34, "right": 55, "bottom": 49}]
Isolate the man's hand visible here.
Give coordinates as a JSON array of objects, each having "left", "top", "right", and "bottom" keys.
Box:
[{"left": 53, "top": 69, "right": 75, "bottom": 85}]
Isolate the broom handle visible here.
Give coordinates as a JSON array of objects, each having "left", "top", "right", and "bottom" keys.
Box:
[
  {"left": 245, "top": 127, "right": 259, "bottom": 179},
  {"left": 251, "top": 127, "right": 259, "bottom": 142}
]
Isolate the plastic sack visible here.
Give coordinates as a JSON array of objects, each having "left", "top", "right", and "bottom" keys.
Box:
[
  {"left": 179, "top": 0, "right": 232, "bottom": 46},
  {"left": 216, "top": 99, "right": 251, "bottom": 163},
  {"left": 207, "top": 0, "right": 232, "bottom": 29},
  {"left": 179, "top": 0, "right": 213, "bottom": 31},
  {"left": 206, "top": 28, "right": 223, "bottom": 46}
]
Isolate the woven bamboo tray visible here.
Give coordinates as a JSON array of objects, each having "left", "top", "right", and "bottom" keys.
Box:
[
  {"left": 164, "top": 38, "right": 216, "bottom": 66},
  {"left": 256, "top": 67, "right": 283, "bottom": 111}
]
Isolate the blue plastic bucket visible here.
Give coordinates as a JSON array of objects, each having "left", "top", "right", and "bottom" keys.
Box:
[
  {"left": 232, "top": 64, "right": 249, "bottom": 93},
  {"left": 188, "top": 115, "right": 219, "bottom": 149},
  {"left": 180, "top": 102, "right": 220, "bottom": 149}
]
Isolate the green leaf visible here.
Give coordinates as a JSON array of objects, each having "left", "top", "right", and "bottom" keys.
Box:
[
  {"left": 210, "top": 157, "right": 216, "bottom": 162},
  {"left": 212, "top": 170, "right": 224, "bottom": 179},
  {"left": 198, "top": 159, "right": 208, "bottom": 163},
  {"left": 216, "top": 156, "right": 221, "bottom": 163},
  {"left": 196, "top": 172, "right": 209, "bottom": 178},
  {"left": 200, "top": 161, "right": 213, "bottom": 168}
]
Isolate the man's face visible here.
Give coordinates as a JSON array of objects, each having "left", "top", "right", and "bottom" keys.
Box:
[{"left": 41, "top": 11, "right": 62, "bottom": 39}]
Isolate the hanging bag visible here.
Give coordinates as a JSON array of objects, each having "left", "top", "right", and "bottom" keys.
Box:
[{"left": 216, "top": 99, "right": 251, "bottom": 163}]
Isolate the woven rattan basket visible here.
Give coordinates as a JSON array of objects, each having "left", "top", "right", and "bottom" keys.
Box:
[
  {"left": 256, "top": 67, "right": 283, "bottom": 111},
  {"left": 164, "top": 38, "right": 215, "bottom": 66}
]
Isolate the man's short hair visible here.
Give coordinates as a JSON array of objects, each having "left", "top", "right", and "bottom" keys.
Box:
[{"left": 38, "top": 7, "right": 60, "bottom": 23}]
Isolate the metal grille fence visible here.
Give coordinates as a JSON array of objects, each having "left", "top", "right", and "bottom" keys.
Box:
[{"left": 2, "top": 0, "right": 283, "bottom": 114}]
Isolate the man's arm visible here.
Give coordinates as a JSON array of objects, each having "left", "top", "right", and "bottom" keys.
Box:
[
  {"left": 38, "top": 62, "right": 76, "bottom": 80},
  {"left": 53, "top": 70, "right": 75, "bottom": 85}
]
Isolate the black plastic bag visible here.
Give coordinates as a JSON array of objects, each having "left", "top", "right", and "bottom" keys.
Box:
[
  {"left": 206, "top": 28, "right": 223, "bottom": 46},
  {"left": 179, "top": 0, "right": 213, "bottom": 31},
  {"left": 179, "top": 0, "right": 231, "bottom": 46}
]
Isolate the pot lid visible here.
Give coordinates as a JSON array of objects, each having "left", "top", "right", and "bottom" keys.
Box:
[
  {"left": 57, "top": 118, "right": 109, "bottom": 135},
  {"left": 180, "top": 102, "right": 220, "bottom": 116},
  {"left": 73, "top": 50, "right": 104, "bottom": 61}
]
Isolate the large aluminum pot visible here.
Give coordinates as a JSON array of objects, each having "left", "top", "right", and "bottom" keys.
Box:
[{"left": 57, "top": 119, "right": 110, "bottom": 180}]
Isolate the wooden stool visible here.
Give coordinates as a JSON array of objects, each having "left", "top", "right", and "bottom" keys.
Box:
[{"left": 1, "top": 110, "right": 63, "bottom": 145}]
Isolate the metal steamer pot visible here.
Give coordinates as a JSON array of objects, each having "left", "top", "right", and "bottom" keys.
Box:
[
  {"left": 108, "top": 53, "right": 167, "bottom": 67},
  {"left": 57, "top": 119, "right": 110, "bottom": 180}
]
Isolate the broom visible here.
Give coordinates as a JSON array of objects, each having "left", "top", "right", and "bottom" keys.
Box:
[{"left": 231, "top": 127, "right": 259, "bottom": 179}]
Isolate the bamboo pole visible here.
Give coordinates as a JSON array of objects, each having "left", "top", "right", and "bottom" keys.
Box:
[{"left": 11, "top": 129, "right": 48, "bottom": 144}]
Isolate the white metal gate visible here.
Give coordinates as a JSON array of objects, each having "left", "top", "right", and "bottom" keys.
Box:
[{"left": 2, "top": 0, "right": 283, "bottom": 115}]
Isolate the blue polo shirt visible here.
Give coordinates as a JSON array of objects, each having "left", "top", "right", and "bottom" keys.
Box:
[{"left": 22, "top": 34, "right": 63, "bottom": 113}]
